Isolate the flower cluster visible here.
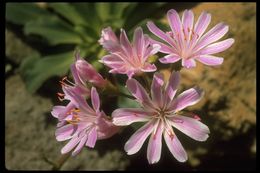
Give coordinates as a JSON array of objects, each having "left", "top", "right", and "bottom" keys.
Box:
[{"left": 52, "top": 9, "right": 234, "bottom": 164}]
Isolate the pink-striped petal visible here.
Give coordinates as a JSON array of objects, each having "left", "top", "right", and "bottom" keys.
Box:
[
  {"left": 159, "top": 54, "right": 181, "bottom": 64},
  {"left": 55, "top": 124, "right": 75, "bottom": 141},
  {"left": 70, "top": 63, "right": 82, "bottom": 85},
  {"left": 165, "top": 71, "right": 180, "bottom": 101},
  {"left": 170, "top": 87, "right": 204, "bottom": 112},
  {"left": 112, "top": 108, "right": 151, "bottom": 126},
  {"left": 86, "top": 127, "right": 97, "bottom": 148},
  {"left": 167, "top": 9, "right": 182, "bottom": 35},
  {"left": 126, "top": 79, "right": 155, "bottom": 110},
  {"left": 196, "top": 55, "right": 224, "bottom": 66},
  {"left": 133, "top": 27, "right": 144, "bottom": 59},
  {"left": 120, "top": 29, "right": 133, "bottom": 58},
  {"left": 51, "top": 106, "right": 65, "bottom": 118},
  {"left": 164, "top": 130, "right": 188, "bottom": 162},
  {"left": 72, "top": 135, "right": 88, "bottom": 156},
  {"left": 182, "top": 10, "right": 194, "bottom": 39},
  {"left": 182, "top": 58, "right": 196, "bottom": 68},
  {"left": 99, "top": 27, "right": 120, "bottom": 53},
  {"left": 195, "top": 23, "right": 229, "bottom": 51},
  {"left": 147, "top": 120, "right": 163, "bottom": 164},
  {"left": 149, "top": 38, "right": 174, "bottom": 54},
  {"left": 141, "top": 63, "right": 157, "bottom": 72},
  {"left": 124, "top": 120, "right": 155, "bottom": 155},
  {"left": 75, "top": 59, "right": 106, "bottom": 87},
  {"left": 198, "top": 38, "right": 235, "bottom": 55},
  {"left": 151, "top": 73, "right": 164, "bottom": 108},
  {"left": 146, "top": 21, "right": 175, "bottom": 47},
  {"left": 61, "top": 135, "right": 81, "bottom": 154},
  {"left": 91, "top": 87, "right": 100, "bottom": 112},
  {"left": 169, "top": 115, "right": 210, "bottom": 141},
  {"left": 194, "top": 11, "right": 211, "bottom": 39},
  {"left": 100, "top": 54, "right": 124, "bottom": 65}
]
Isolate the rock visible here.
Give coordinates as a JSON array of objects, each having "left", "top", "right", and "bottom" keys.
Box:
[
  {"left": 5, "top": 29, "right": 37, "bottom": 65},
  {"left": 5, "top": 74, "right": 129, "bottom": 170}
]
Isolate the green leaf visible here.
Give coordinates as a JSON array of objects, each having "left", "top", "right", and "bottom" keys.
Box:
[
  {"left": 117, "top": 85, "right": 140, "bottom": 108},
  {"left": 24, "top": 16, "right": 83, "bottom": 45},
  {"left": 48, "top": 3, "right": 88, "bottom": 27},
  {"left": 20, "top": 51, "right": 74, "bottom": 93},
  {"left": 123, "top": 3, "right": 167, "bottom": 31},
  {"left": 109, "top": 3, "right": 131, "bottom": 18},
  {"left": 72, "top": 3, "right": 101, "bottom": 29},
  {"left": 95, "top": 3, "right": 111, "bottom": 21},
  {"left": 6, "top": 3, "right": 51, "bottom": 25}
]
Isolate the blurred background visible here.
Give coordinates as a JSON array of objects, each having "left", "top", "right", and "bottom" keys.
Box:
[{"left": 5, "top": 2, "right": 256, "bottom": 170}]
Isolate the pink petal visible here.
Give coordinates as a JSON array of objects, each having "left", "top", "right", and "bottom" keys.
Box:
[
  {"left": 141, "top": 63, "right": 157, "bottom": 72},
  {"left": 124, "top": 120, "right": 155, "bottom": 155},
  {"left": 91, "top": 87, "right": 100, "bottom": 112},
  {"left": 72, "top": 135, "right": 88, "bottom": 156},
  {"left": 133, "top": 27, "right": 144, "bottom": 60},
  {"left": 167, "top": 9, "right": 183, "bottom": 38},
  {"left": 169, "top": 87, "right": 204, "bottom": 112},
  {"left": 112, "top": 108, "right": 151, "bottom": 126},
  {"left": 70, "top": 63, "right": 82, "bottom": 85},
  {"left": 126, "top": 79, "right": 155, "bottom": 110},
  {"left": 86, "top": 127, "right": 97, "bottom": 148},
  {"left": 182, "top": 58, "right": 196, "bottom": 68},
  {"left": 100, "top": 54, "right": 124, "bottom": 68},
  {"left": 143, "top": 44, "right": 161, "bottom": 62},
  {"left": 165, "top": 71, "right": 180, "bottom": 102},
  {"left": 195, "top": 23, "right": 229, "bottom": 51},
  {"left": 159, "top": 54, "right": 181, "bottom": 64},
  {"left": 146, "top": 21, "right": 176, "bottom": 47},
  {"left": 99, "top": 27, "right": 120, "bottom": 53},
  {"left": 164, "top": 130, "right": 188, "bottom": 162},
  {"left": 55, "top": 124, "right": 75, "bottom": 141},
  {"left": 151, "top": 73, "right": 164, "bottom": 108},
  {"left": 196, "top": 55, "right": 224, "bottom": 66},
  {"left": 147, "top": 120, "right": 163, "bottom": 164},
  {"left": 67, "top": 89, "right": 95, "bottom": 115},
  {"left": 198, "top": 38, "right": 234, "bottom": 55},
  {"left": 51, "top": 106, "right": 65, "bottom": 118},
  {"left": 61, "top": 135, "right": 81, "bottom": 154},
  {"left": 182, "top": 10, "right": 194, "bottom": 39},
  {"left": 120, "top": 29, "right": 133, "bottom": 58},
  {"left": 75, "top": 59, "right": 106, "bottom": 87},
  {"left": 194, "top": 11, "right": 211, "bottom": 39},
  {"left": 97, "top": 115, "right": 120, "bottom": 139},
  {"left": 149, "top": 38, "right": 174, "bottom": 54},
  {"left": 169, "top": 115, "right": 210, "bottom": 141}
]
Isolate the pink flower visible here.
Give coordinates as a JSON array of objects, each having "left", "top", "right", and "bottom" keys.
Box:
[
  {"left": 52, "top": 52, "right": 107, "bottom": 121},
  {"left": 112, "top": 71, "right": 210, "bottom": 164},
  {"left": 147, "top": 9, "right": 234, "bottom": 68},
  {"left": 99, "top": 27, "right": 160, "bottom": 79},
  {"left": 54, "top": 87, "right": 119, "bottom": 156}
]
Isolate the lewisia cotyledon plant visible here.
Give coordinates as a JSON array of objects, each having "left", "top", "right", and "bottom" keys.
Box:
[
  {"left": 52, "top": 52, "right": 107, "bottom": 121},
  {"left": 147, "top": 9, "right": 234, "bottom": 68},
  {"left": 112, "top": 71, "right": 210, "bottom": 164},
  {"left": 52, "top": 87, "right": 119, "bottom": 156},
  {"left": 99, "top": 27, "right": 160, "bottom": 79}
]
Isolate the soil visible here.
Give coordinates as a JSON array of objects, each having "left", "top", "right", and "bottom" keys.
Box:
[{"left": 5, "top": 2, "right": 256, "bottom": 170}]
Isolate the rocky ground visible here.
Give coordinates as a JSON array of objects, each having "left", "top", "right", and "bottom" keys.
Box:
[{"left": 5, "top": 2, "right": 256, "bottom": 170}]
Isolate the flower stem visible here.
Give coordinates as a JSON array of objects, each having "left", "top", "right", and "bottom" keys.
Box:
[{"left": 52, "top": 152, "right": 71, "bottom": 170}]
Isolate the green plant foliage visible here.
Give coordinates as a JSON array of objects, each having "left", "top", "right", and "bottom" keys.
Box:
[
  {"left": 20, "top": 51, "right": 74, "bottom": 93},
  {"left": 6, "top": 2, "right": 167, "bottom": 93}
]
